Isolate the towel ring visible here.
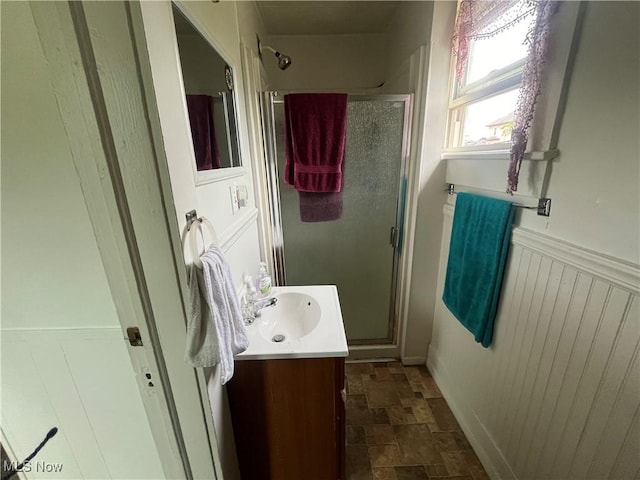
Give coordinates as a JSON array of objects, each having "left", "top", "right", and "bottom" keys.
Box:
[{"left": 187, "top": 217, "right": 219, "bottom": 269}]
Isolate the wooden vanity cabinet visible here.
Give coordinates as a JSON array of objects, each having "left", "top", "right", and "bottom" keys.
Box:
[{"left": 227, "top": 357, "right": 346, "bottom": 480}]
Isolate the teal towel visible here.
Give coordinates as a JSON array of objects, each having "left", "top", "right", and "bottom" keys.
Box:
[{"left": 442, "top": 193, "right": 514, "bottom": 347}]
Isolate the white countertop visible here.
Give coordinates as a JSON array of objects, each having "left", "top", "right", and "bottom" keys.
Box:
[{"left": 236, "top": 285, "right": 348, "bottom": 361}]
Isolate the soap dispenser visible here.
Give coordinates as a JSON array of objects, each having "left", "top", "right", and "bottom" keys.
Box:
[
  {"left": 242, "top": 275, "right": 257, "bottom": 325},
  {"left": 256, "top": 262, "right": 272, "bottom": 298}
]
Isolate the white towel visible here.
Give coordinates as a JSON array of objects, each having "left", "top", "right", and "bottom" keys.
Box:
[
  {"left": 184, "top": 245, "right": 248, "bottom": 384},
  {"left": 184, "top": 262, "right": 219, "bottom": 368}
]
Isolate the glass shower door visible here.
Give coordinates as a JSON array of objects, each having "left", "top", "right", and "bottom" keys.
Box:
[{"left": 268, "top": 95, "right": 411, "bottom": 343}]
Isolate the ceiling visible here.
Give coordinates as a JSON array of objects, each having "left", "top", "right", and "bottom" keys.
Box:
[{"left": 257, "top": 1, "right": 401, "bottom": 36}]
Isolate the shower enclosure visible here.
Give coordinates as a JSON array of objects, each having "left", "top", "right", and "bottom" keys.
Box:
[{"left": 260, "top": 92, "right": 412, "bottom": 345}]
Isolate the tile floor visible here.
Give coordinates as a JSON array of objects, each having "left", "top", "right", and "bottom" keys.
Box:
[{"left": 345, "top": 362, "right": 489, "bottom": 480}]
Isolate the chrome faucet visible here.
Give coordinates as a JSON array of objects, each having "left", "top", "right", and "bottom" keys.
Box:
[
  {"left": 241, "top": 287, "right": 277, "bottom": 325},
  {"left": 254, "top": 296, "right": 277, "bottom": 315}
]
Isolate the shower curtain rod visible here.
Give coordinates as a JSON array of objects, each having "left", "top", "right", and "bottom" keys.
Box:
[{"left": 268, "top": 92, "right": 411, "bottom": 104}]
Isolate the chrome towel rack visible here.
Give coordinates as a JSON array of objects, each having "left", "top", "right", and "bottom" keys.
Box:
[
  {"left": 446, "top": 184, "right": 551, "bottom": 217},
  {"left": 184, "top": 209, "right": 219, "bottom": 269}
]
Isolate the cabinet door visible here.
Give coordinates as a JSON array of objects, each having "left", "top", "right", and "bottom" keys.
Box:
[
  {"left": 335, "top": 358, "right": 346, "bottom": 480},
  {"left": 228, "top": 358, "right": 345, "bottom": 480}
]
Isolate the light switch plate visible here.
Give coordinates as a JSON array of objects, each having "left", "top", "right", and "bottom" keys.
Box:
[
  {"left": 237, "top": 184, "right": 248, "bottom": 208},
  {"left": 230, "top": 184, "right": 239, "bottom": 214}
]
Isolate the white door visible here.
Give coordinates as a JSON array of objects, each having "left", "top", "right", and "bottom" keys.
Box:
[
  {"left": 1, "top": 332, "right": 166, "bottom": 480},
  {"left": 135, "top": 3, "right": 263, "bottom": 479},
  {"left": 0, "top": 3, "right": 172, "bottom": 479},
  {"left": 2, "top": 2, "right": 235, "bottom": 478}
]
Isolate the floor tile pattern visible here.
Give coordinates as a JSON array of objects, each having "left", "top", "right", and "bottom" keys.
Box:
[{"left": 345, "top": 362, "right": 489, "bottom": 480}]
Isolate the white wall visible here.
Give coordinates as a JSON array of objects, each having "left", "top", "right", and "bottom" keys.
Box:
[
  {"left": 1, "top": 1, "right": 119, "bottom": 330},
  {"left": 518, "top": 1, "right": 639, "bottom": 264},
  {"left": 380, "top": 1, "right": 447, "bottom": 364},
  {"left": 429, "top": 2, "right": 640, "bottom": 478},
  {"left": 236, "top": 2, "right": 276, "bottom": 272},
  {"left": 383, "top": 1, "right": 434, "bottom": 93},
  {"left": 264, "top": 34, "right": 387, "bottom": 92},
  {"left": 237, "top": 1, "right": 268, "bottom": 48}
]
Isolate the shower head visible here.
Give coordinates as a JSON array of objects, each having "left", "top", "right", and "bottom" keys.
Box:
[
  {"left": 258, "top": 38, "right": 292, "bottom": 71},
  {"left": 275, "top": 51, "right": 292, "bottom": 71}
]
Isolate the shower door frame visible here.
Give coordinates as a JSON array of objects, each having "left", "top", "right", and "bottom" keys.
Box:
[{"left": 259, "top": 92, "right": 413, "bottom": 350}]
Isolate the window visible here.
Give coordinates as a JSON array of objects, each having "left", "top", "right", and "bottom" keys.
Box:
[
  {"left": 446, "top": 1, "right": 536, "bottom": 150},
  {"left": 442, "top": 0, "right": 582, "bottom": 196}
]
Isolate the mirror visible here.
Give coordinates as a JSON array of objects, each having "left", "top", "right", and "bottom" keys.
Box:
[{"left": 172, "top": 5, "right": 241, "bottom": 172}]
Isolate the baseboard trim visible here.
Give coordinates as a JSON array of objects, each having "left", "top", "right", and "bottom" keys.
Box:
[
  {"left": 427, "top": 344, "right": 516, "bottom": 480},
  {"left": 346, "top": 358, "right": 396, "bottom": 364},
  {"left": 400, "top": 356, "right": 426, "bottom": 366},
  {"left": 348, "top": 344, "right": 399, "bottom": 361}
]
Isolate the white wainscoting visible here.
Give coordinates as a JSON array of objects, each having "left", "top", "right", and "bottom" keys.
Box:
[
  {"left": 1, "top": 328, "right": 164, "bottom": 479},
  {"left": 183, "top": 207, "right": 261, "bottom": 290},
  {"left": 428, "top": 205, "right": 640, "bottom": 480},
  {"left": 219, "top": 208, "right": 261, "bottom": 289}
]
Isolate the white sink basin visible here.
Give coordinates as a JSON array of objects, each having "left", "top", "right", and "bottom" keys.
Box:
[
  {"left": 257, "top": 292, "right": 321, "bottom": 342},
  {"left": 237, "top": 285, "right": 348, "bottom": 360}
]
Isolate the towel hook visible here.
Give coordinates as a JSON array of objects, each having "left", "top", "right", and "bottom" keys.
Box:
[{"left": 186, "top": 209, "right": 199, "bottom": 230}]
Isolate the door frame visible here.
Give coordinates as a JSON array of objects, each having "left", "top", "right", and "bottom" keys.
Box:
[
  {"left": 259, "top": 93, "right": 413, "bottom": 356},
  {"left": 29, "top": 2, "right": 220, "bottom": 478}
]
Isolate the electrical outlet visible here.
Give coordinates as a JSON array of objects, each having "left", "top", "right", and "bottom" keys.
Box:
[{"left": 230, "top": 184, "right": 239, "bottom": 214}]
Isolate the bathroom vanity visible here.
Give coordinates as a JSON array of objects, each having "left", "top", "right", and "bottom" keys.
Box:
[{"left": 227, "top": 286, "right": 348, "bottom": 480}]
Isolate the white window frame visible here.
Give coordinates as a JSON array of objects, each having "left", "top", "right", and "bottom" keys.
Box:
[
  {"left": 444, "top": 1, "right": 535, "bottom": 154},
  {"left": 442, "top": 1, "right": 585, "bottom": 197},
  {"left": 447, "top": 60, "right": 526, "bottom": 152}
]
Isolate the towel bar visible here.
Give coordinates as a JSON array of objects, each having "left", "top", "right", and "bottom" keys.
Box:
[{"left": 446, "top": 184, "right": 551, "bottom": 217}]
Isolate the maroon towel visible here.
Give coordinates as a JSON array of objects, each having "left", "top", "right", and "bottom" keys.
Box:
[
  {"left": 186, "top": 95, "right": 221, "bottom": 170},
  {"left": 284, "top": 93, "right": 347, "bottom": 192},
  {"left": 298, "top": 191, "right": 343, "bottom": 223}
]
